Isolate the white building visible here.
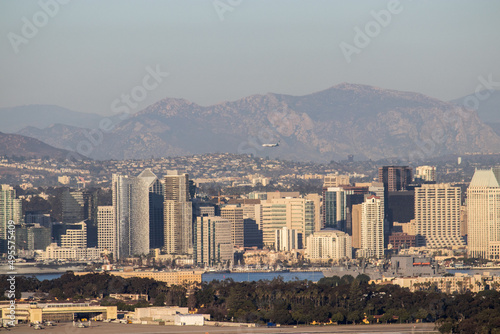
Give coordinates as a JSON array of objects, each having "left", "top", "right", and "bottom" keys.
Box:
[
  {"left": 414, "top": 183, "right": 464, "bottom": 248},
  {"left": 415, "top": 166, "right": 437, "bottom": 182},
  {"left": 174, "top": 314, "right": 205, "bottom": 326},
  {"left": 467, "top": 168, "right": 500, "bottom": 259},
  {"left": 306, "top": 229, "right": 352, "bottom": 261},
  {"left": 360, "top": 195, "right": 384, "bottom": 259},
  {"left": 275, "top": 227, "right": 301, "bottom": 251},
  {"left": 39, "top": 243, "right": 103, "bottom": 261},
  {"left": 112, "top": 169, "right": 163, "bottom": 259}
]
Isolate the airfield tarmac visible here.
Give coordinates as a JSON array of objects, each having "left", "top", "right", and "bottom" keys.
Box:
[{"left": 4, "top": 322, "right": 438, "bottom": 334}]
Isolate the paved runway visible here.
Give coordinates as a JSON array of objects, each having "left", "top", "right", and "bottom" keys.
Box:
[{"left": 6, "top": 322, "right": 438, "bottom": 334}]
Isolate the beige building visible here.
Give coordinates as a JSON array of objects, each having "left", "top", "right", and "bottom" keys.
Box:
[
  {"left": 194, "top": 216, "right": 233, "bottom": 266},
  {"left": 414, "top": 183, "right": 464, "bottom": 248},
  {"left": 0, "top": 303, "right": 117, "bottom": 323},
  {"left": 97, "top": 206, "right": 116, "bottom": 255},
  {"left": 323, "top": 174, "right": 350, "bottom": 187},
  {"left": 261, "top": 198, "right": 314, "bottom": 248},
  {"left": 221, "top": 205, "right": 244, "bottom": 247},
  {"left": 305, "top": 229, "right": 352, "bottom": 261},
  {"left": 60, "top": 222, "right": 87, "bottom": 248},
  {"left": 164, "top": 171, "right": 192, "bottom": 255},
  {"left": 75, "top": 270, "right": 203, "bottom": 286},
  {"left": 372, "top": 273, "right": 500, "bottom": 294},
  {"left": 467, "top": 168, "right": 500, "bottom": 259},
  {"left": 351, "top": 204, "right": 362, "bottom": 249}
]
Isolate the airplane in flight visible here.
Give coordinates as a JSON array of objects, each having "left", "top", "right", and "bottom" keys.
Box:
[{"left": 262, "top": 140, "right": 280, "bottom": 148}]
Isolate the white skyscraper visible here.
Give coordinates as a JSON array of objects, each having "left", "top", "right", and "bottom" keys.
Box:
[
  {"left": 414, "top": 183, "right": 464, "bottom": 248},
  {"left": 164, "top": 170, "right": 192, "bottom": 255},
  {"left": 360, "top": 195, "right": 384, "bottom": 259},
  {"left": 467, "top": 168, "right": 500, "bottom": 259},
  {"left": 112, "top": 169, "right": 162, "bottom": 259}
]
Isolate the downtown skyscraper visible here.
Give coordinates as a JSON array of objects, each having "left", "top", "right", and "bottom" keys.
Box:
[
  {"left": 414, "top": 183, "right": 464, "bottom": 248},
  {"left": 0, "top": 185, "right": 22, "bottom": 252},
  {"left": 163, "top": 170, "right": 192, "bottom": 255},
  {"left": 467, "top": 168, "right": 500, "bottom": 259},
  {"left": 112, "top": 169, "right": 163, "bottom": 259}
]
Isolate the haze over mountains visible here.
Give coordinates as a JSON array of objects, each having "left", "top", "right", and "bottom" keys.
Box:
[
  {"left": 8, "top": 83, "right": 500, "bottom": 162},
  {"left": 0, "top": 131, "right": 77, "bottom": 159}
]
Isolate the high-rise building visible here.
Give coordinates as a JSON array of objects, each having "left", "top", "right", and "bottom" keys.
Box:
[
  {"left": 221, "top": 205, "right": 244, "bottom": 248},
  {"left": 135, "top": 169, "right": 164, "bottom": 251},
  {"left": 0, "top": 185, "right": 22, "bottom": 252},
  {"left": 112, "top": 169, "right": 162, "bottom": 259},
  {"left": 378, "top": 166, "right": 413, "bottom": 192},
  {"left": 305, "top": 230, "right": 352, "bottom": 261},
  {"left": 112, "top": 174, "right": 133, "bottom": 259},
  {"left": 414, "top": 184, "right": 464, "bottom": 248},
  {"left": 351, "top": 204, "right": 362, "bottom": 249},
  {"left": 164, "top": 170, "right": 192, "bottom": 255},
  {"left": 467, "top": 168, "right": 500, "bottom": 259},
  {"left": 15, "top": 224, "right": 51, "bottom": 251},
  {"left": 322, "top": 187, "right": 346, "bottom": 230},
  {"left": 379, "top": 167, "right": 411, "bottom": 245},
  {"left": 97, "top": 206, "right": 116, "bottom": 255},
  {"left": 243, "top": 218, "right": 263, "bottom": 248},
  {"left": 305, "top": 193, "right": 321, "bottom": 232},
  {"left": 415, "top": 166, "right": 437, "bottom": 182},
  {"left": 60, "top": 222, "right": 87, "bottom": 248},
  {"left": 275, "top": 227, "right": 301, "bottom": 251},
  {"left": 194, "top": 216, "right": 233, "bottom": 266},
  {"left": 261, "top": 198, "right": 311, "bottom": 249},
  {"left": 360, "top": 195, "right": 384, "bottom": 259}
]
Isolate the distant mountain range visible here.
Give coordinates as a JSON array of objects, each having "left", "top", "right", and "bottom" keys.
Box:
[
  {"left": 0, "top": 132, "right": 78, "bottom": 159},
  {"left": 0, "top": 105, "right": 103, "bottom": 133},
  {"left": 9, "top": 84, "right": 500, "bottom": 162},
  {"left": 449, "top": 90, "right": 500, "bottom": 136}
]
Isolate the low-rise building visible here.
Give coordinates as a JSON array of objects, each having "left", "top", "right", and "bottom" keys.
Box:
[
  {"left": 0, "top": 303, "right": 117, "bottom": 323},
  {"left": 74, "top": 270, "right": 203, "bottom": 286}
]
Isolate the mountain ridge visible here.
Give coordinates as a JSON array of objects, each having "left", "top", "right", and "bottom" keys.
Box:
[{"left": 15, "top": 83, "right": 500, "bottom": 162}]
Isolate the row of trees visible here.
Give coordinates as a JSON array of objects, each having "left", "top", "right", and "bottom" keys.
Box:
[{"left": 2, "top": 273, "right": 500, "bottom": 333}]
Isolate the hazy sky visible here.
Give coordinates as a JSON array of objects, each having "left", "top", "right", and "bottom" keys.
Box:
[{"left": 1, "top": 0, "right": 499, "bottom": 116}]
